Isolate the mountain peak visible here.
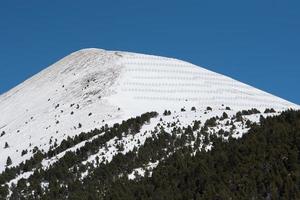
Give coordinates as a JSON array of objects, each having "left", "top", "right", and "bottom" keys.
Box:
[{"left": 0, "top": 48, "right": 298, "bottom": 172}]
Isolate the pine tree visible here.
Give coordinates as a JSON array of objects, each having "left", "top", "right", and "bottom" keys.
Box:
[
  {"left": 206, "top": 106, "right": 212, "bottom": 111},
  {"left": 6, "top": 156, "right": 12, "bottom": 166},
  {"left": 163, "top": 110, "right": 168, "bottom": 116},
  {"left": 222, "top": 112, "right": 228, "bottom": 120},
  {"left": 0, "top": 131, "right": 5, "bottom": 137},
  {"left": 4, "top": 142, "right": 9, "bottom": 149}
]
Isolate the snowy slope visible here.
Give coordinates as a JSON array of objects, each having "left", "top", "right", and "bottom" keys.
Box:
[{"left": 0, "top": 48, "right": 299, "bottom": 173}]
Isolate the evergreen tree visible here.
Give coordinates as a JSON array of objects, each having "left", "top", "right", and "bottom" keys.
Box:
[{"left": 6, "top": 156, "right": 12, "bottom": 166}]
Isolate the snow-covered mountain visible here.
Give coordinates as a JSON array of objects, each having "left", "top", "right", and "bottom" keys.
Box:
[
  {"left": 0, "top": 48, "right": 299, "bottom": 198},
  {"left": 0, "top": 48, "right": 299, "bottom": 171}
]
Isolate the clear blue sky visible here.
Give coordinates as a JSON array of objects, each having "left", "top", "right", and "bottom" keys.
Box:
[{"left": 0, "top": 0, "right": 299, "bottom": 104}]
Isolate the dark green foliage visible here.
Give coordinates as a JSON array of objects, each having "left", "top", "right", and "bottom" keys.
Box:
[
  {"left": 2, "top": 112, "right": 159, "bottom": 199},
  {"left": 163, "top": 110, "right": 171, "bottom": 116},
  {"left": 192, "top": 120, "right": 201, "bottom": 131},
  {"left": 0, "top": 149, "right": 44, "bottom": 186},
  {"left": 221, "top": 112, "right": 228, "bottom": 120},
  {"left": 225, "top": 107, "right": 231, "bottom": 110},
  {"left": 0, "top": 131, "right": 5, "bottom": 137},
  {"left": 245, "top": 119, "right": 252, "bottom": 128},
  {"left": 204, "top": 117, "right": 217, "bottom": 127},
  {"left": 105, "top": 110, "right": 300, "bottom": 200},
  {"left": 264, "top": 108, "right": 276, "bottom": 113},
  {"left": 6, "top": 157, "right": 12, "bottom": 166},
  {"left": 4, "top": 142, "right": 9, "bottom": 149},
  {"left": 4, "top": 110, "right": 300, "bottom": 200},
  {"left": 235, "top": 108, "right": 260, "bottom": 122},
  {"left": 241, "top": 108, "right": 261, "bottom": 115},
  {"left": 235, "top": 111, "right": 243, "bottom": 122},
  {"left": 21, "top": 150, "right": 28, "bottom": 156},
  {"left": 0, "top": 184, "right": 8, "bottom": 199}
]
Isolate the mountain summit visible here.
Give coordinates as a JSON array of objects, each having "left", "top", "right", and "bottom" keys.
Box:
[{"left": 0, "top": 48, "right": 299, "bottom": 173}]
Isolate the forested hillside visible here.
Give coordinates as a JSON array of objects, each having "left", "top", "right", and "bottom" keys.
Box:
[
  {"left": 106, "top": 110, "right": 300, "bottom": 200},
  {"left": 1, "top": 110, "right": 300, "bottom": 199}
]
